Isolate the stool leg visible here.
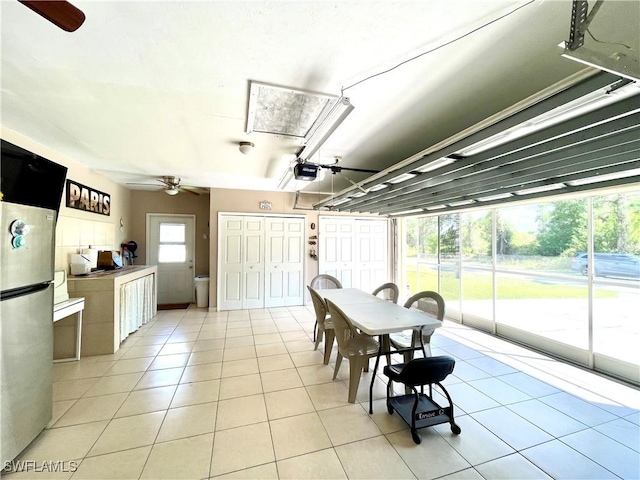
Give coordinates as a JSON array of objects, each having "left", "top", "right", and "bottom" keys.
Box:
[
  {"left": 410, "top": 387, "right": 422, "bottom": 444},
  {"left": 402, "top": 349, "right": 413, "bottom": 395},
  {"left": 386, "top": 379, "right": 394, "bottom": 414}
]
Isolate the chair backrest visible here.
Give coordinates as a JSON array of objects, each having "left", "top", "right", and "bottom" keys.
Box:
[
  {"left": 310, "top": 274, "right": 342, "bottom": 290},
  {"left": 403, "top": 291, "right": 445, "bottom": 320},
  {"left": 307, "top": 286, "right": 329, "bottom": 327},
  {"left": 325, "top": 299, "right": 358, "bottom": 354},
  {"left": 371, "top": 282, "right": 399, "bottom": 303}
]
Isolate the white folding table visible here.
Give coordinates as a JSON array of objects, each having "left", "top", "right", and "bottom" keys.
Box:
[{"left": 315, "top": 288, "right": 442, "bottom": 412}]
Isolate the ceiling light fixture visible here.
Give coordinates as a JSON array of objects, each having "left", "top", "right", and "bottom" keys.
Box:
[
  {"left": 297, "top": 96, "right": 354, "bottom": 162},
  {"left": 239, "top": 142, "right": 255, "bottom": 155},
  {"left": 165, "top": 186, "right": 180, "bottom": 196}
]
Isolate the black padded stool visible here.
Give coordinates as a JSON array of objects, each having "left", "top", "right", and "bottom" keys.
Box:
[{"left": 384, "top": 355, "right": 461, "bottom": 444}]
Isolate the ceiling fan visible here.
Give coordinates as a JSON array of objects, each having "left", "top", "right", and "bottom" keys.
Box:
[
  {"left": 19, "top": 1, "right": 86, "bottom": 32},
  {"left": 126, "top": 176, "right": 204, "bottom": 196}
]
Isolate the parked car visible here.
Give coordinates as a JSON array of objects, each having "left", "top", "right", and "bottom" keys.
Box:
[{"left": 571, "top": 252, "right": 640, "bottom": 278}]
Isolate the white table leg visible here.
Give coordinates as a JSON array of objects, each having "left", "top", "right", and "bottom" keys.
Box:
[{"left": 75, "top": 310, "right": 82, "bottom": 361}]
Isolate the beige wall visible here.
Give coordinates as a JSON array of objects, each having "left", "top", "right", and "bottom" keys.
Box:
[
  {"left": 1, "top": 129, "right": 133, "bottom": 273},
  {"left": 129, "top": 190, "right": 210, "bottom": 276},
  {"left": 2, "top": 128, "right": 383, "bottom": 313}
]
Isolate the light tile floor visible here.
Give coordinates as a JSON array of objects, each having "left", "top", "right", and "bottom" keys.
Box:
[{"left": 6, "top": 305, "right": 640, "bottom": 479}]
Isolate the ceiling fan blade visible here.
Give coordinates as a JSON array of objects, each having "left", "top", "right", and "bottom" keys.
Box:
[
  {"left": 19, "top": 1, "right": 86, "bottom": 32},
  {"left": 126, "top": 183, "right": 162, "bottom": 188}
]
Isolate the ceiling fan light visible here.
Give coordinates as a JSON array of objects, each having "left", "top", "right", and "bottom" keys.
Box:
[
  {"left": 239, "top": 142, "right": 255, "bottom": 155},
  {"left": 165, "top": 187, "right": 180, "bottom": 195}
]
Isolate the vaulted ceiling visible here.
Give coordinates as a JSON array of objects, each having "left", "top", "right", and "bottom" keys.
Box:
[{"left": 1, "top": 1, "right": 637, "bottom": 201}]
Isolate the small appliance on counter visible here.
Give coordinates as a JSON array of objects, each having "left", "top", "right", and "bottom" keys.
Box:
[
  {"left": 81, "top": 246, "right": 99, "bottom": 269},
  {"left": 97, "top": 250, "right": 124, "bottom": 270},
  {"left": 69, "top": 253, "right": 92, "bottom": 275},
  {"left": 120, "top": 241, "right": 138, "bottom": 265}
]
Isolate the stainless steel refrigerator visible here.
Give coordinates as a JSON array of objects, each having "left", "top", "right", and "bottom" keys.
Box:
[{"left": 1, "top": 140, "right": 67, "bottom": 464}]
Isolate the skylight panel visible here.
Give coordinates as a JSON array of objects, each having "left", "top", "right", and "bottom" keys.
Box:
[{"left": 246, "top": 81, "right": 337, "bottom": 138}]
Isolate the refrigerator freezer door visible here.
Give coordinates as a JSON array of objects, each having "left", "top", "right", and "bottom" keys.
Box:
[
  {"left": 0, "top": 283, "right": 54, "bottom": 464},
  {"left": 1, "top": 202, "right": 56, "bottom": 291}
]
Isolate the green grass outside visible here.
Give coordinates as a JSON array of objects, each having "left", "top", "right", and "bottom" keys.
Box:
[{"left": 405, "top": 267, "right": 618, "bottom": 300}]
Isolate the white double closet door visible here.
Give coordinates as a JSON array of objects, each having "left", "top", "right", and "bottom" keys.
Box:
[
  {"left": 318, "top": 216, "right": 389, "bottom": 292},
  {"left": 218, "top": 214, "right": 305, "bottom": 310}
]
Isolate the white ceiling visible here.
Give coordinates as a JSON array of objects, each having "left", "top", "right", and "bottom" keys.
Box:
[{"left": 1, "top": 0, "right": 591, "bottom": 195}]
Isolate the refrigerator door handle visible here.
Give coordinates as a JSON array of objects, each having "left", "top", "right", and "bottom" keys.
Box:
[{"left": 1, "top": 282, "right": 52, "bottom": 301}]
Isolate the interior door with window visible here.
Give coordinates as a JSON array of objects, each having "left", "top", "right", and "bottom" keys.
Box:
[{"left": 147, "top": 214, "right": 195, "bottom": 305}]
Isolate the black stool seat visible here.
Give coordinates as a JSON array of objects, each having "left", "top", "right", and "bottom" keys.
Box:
[{"left": 384, "top": 355, "right": 461, "bottom": 444}]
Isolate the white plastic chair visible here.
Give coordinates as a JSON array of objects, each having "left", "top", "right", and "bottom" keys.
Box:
[{"left": 326, "top": 299, "right": 379, "bottom": 403}]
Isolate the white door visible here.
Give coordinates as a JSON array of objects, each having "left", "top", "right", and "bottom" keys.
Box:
[
  {"left": 242, "top": 217, "right": 265, "bottom": 309},
  {"left": 265, "top": 217, "right": 304, "bottom": 307},
  {"left": 218, "top": 216, "right": 244, "bottom": 310},
  {"left": 147, "top": 214, "right": 195, "bottom": 305},
  {"left": 356, "top": 219, "right": 389, "bottom": 292},
  {"left": 319, "top": 217, "right": 356, "bottom": 287}
]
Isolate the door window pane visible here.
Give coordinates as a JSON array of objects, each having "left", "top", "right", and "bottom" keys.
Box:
[
  {"left": 461, "top": 210, "right": 492, "bottom": 266},
  {"left": 160, "top": 223, "right": 185, "bottom": 242},
  {"left": 592, "top": 191, "right": 640, "bottom": 365},
  {"left": 439, "top": 214, "right": 459, "bottom": 263},
  {"left": 497, "top": 201, "right": 587, "bottom": 275},
  {"left": 495, "top": 274, "right": 588, "bottom": 349},
  {"left": 398, "top": 190, "right": 640, "bottom": 385},
  {"left": 462, "top": 268, "right": 494, "bottom": 320},
  {"left": 593, "top": 284, "right": 639, "bottom": 364},
  {"left": 461, "top": 210, "right": 493, "bottom": 318},
  {"left": 159, "top": 223, "right": 186, "bottom": 263},
  {"left": 419, "top": 217, "right": 438, "bottom": 261},
  {"left": 159, "top": 245, "right": 186, "bottom": 263},
  {"left": 592, "top": 192, "right": 640, "bottom": 280},
  {"left": 403, "top": 217, "right": 439, "bottom": 299}
]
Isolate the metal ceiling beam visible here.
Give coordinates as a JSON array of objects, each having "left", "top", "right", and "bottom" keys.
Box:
[
  {"left": 366, "top": 132, "right": 640, "bottom": 213},
  {"left": 323, "top": 97, "right": 639, "bottom": 212},
  {"left": 388, "top": 175, "right": 640, "bottom": 218},
  {"left": 375, "top": 150, "right": 640, "bottom": 214},
  {"left": 313, "top": 71, "right": 622, "bottom": 209},
  {"left": 339, "top": 111, "right": 640, "bottom": 212}
]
